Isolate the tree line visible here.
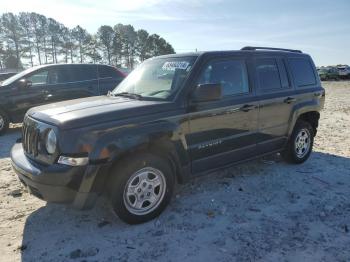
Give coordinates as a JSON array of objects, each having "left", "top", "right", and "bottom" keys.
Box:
[{"left": 0, "top": 12, "right": 175, "bottom": 70}]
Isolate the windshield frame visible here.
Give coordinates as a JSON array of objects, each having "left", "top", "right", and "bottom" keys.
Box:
[{"left": 112, "top": 55, "right": 198, "bottom": 101}]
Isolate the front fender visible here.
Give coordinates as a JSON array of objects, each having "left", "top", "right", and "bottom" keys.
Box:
[{"left": 88, "top": 120, "right": 190, "bottom": 168}]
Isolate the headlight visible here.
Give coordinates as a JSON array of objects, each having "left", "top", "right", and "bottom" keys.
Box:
[{"left": 45, "top": 129, "right": 57, "bottom": 154}]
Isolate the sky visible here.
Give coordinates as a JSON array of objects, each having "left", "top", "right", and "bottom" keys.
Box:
[{"left": 1, "top": 0, "right": 349, "bottom": 66}]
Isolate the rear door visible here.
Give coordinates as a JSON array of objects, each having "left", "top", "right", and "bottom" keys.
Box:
[
  {"left": 98, "top": 65, "right": 124, "bottom": 94},
  {"left": 187, "top": 57, "right": 259, "bottom": 173},
  {"left": 254, "top": 57, "right": 295, "bottom": 154},
  {"left": 44, "top": 65, "right": 99, "bottom": 103}
]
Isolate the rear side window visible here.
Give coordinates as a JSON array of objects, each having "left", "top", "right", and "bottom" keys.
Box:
[
  {"left": 198, "top": 59, "right": 249, "bottom": 97},
  {"left": 288, "top": 58, "right": 316, "bottom": 87},
  {"left": 48, "top": 66, "right": 97, "bottom": 84},
  {"left": 73, "top": 65, "right": 97, "bottom": 81},
  {"left": 255, "top": 58, "right": 281, "bottom": 90},
  {"left": 99, "top": 65, "right": 121, "bottom": 79}
]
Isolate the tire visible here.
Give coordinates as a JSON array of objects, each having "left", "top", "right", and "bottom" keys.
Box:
[
  {"left": 108, "top": 153, "right": 175, "bottom": 224},
  {"left": 282, "top": 120, "right": 314, "bottom": 164},
  {"left": 0, "top": 110, "right": 9, "bottom": 136}
]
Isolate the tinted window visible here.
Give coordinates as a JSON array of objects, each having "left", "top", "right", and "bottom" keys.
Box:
[
  {"left": 27, "top": 70, "right": 49, "bottom": 86},
  {"left": 255, "top": 58, "right": 281, "bottom": 90},
  {"left": 48, "top": 66, "right": 97, "bottom": 84},
  {"left": 198, "top": 60, "right": 249, "bottom": 96},
  {"left": 288, "top": 58, "right": 316, "bottom": 87},
  {"left": 73, "top": 65, "right": 97, "bottom": 81},
  {"left": 99, "top": 65, "right": 120, "bottom": 79}
]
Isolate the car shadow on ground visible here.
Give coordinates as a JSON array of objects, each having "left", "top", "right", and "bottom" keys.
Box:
[
  {"left": 19, "top": 151, "right": 350, "bottom": 261},
  {"left": 0, "top": 126, "right": 21, "bottom": 159}
]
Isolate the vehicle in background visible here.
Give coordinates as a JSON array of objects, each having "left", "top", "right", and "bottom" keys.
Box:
[
  {"left": 0, "top": 63, "right": 125, "bottom": 135},
  {"left": 11, "top": 47, "right": 325, "bottom": 224},
  {"left": 0, "top": 69, "right": 21, "bottom": 83},
  {"left": 317, "top": 67, "right": 339, "bottom": 81},
  {"left": 337, "top": 65, "right": 350, "bottom": 79}
]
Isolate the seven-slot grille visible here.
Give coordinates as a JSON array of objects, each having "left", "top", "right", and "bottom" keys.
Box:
[{"left": 22, "top": 120, "right": 40, "bottom": 156}]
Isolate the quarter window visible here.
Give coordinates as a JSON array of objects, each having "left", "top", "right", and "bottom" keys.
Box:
[
  {"left": 288, "top": 58, "right": 316, "bottom": 87},
  {"left": 255, "top": 58, "right": 282, "bottom": 90},
  {"left": 198, "top": 60, "right": 249, "bottom": 96}
]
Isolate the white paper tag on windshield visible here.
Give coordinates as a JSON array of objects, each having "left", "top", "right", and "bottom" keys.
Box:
[{"left": 162, "top": 61, "right": 190, "bottom": 71}]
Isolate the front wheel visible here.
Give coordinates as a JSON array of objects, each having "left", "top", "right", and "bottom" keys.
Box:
[
  {"left": 108, "top": 153, "right": 175, "bottom": 224},
  {"left": 282, "top": 120, "right": 314, "bottom": 164}
]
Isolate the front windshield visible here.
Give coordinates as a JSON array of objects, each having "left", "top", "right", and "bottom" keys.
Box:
[
  {"left": 1, "top": 66, "right": 44, "bottom": 86},
  {"left": 112, "top": 56, "right": 196, "bottom": 100}
]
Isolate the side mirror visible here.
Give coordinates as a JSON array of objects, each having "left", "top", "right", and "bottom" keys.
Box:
[
  {"left": 17, "top": 78, "right": 32, "bottom": 88},
  {"left": 191, "top": 83, "right": 222, "bottom": 103}
]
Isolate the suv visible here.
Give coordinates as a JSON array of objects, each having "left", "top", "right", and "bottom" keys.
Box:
[
  {"left": 0, "top": 64, "right": 125, "bottom": 135},
  {"left": 11, "top": 47, "right": 325, "bottom": 224},
  {"left": 337, "top": 65, "right": 350, "bottom": 79},
  {"left": 317, "top": 67, "right": 339, "bottom": 81}
]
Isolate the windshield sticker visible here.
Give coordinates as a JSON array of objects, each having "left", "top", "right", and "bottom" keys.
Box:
[{"left": 162, "top": 61, "right": 190, "bottom": 71}]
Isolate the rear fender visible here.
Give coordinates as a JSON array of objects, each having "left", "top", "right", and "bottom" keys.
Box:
[{"left": 287, "top": 99, "right": 321, "bottom": 137}]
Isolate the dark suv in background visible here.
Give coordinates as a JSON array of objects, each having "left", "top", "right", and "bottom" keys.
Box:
[
  {"left": 0, "top": 63, "right": 125, "bottom": 135},
  {"left": 11, "top": 47, "right": 325, "bottom": 224}
]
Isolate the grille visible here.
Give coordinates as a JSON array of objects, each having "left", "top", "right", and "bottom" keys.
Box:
[{"left": 22, "top": 120, "right": 40, "bottom": 156}]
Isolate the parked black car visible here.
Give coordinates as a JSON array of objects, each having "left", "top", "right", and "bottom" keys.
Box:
[
  {"left": 0, "top": 63, "right": 125, "bottom": 135},
  {"left": 0, "top": 71, "right": 18, "bottom": 82},
  {"left": 11, "top": 47, "right": 325, "bottom": 224}
]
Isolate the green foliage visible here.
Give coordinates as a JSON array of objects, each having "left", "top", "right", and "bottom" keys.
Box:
[{"left": 0, "top": 12, "right": 175, "bottom": 69}]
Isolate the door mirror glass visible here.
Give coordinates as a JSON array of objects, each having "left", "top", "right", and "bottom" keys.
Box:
[
  {"left": 17, "top": 78, "right": 32, "bottom": 88},
  {"left": 191, "top": 83, "right": 222, "bottom": 102}
]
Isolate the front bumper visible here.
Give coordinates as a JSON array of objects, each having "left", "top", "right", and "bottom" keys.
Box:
[{"left": 11, "top": 143, "right": 104, "bottom": 209}]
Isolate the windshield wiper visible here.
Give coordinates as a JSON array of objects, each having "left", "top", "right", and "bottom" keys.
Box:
[{"left": 110, "top": 92, "right": 143, "bottom": 100}]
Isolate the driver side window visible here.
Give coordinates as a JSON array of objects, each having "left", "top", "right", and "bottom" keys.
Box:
[
  {"left": 27, "top": 70, "right": 49, "bottom": 86},
  {"left": 198, "top": 59, "right": 249, "bottom": 97}
]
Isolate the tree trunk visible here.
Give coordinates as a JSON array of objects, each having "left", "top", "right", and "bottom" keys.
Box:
[
  {"left": 51, "top": 37, "right": 55, "bottom": 63},
  {"left": 43, "top": 38, "right": 48, "bottom": 64},
  {"left": 107, "top": 47, "right": 111, "bottom": 65},
  {"left": 80, "top": 44, "right": 83, "bottom": 63},
  {"left": 34, "top": 36, "right": 42, "bottom": 65},
  {"left": 29, "top": 46, "right": 34, "bottom": 67},
  {"left": 70, "top": 48, "right": 74, "bottom": 63},
  {"left": 65, "top": 49, "right": 68, "bottom": 63},
  {"left": 13, "top": 34, "right": 20, "bottom": 69}
]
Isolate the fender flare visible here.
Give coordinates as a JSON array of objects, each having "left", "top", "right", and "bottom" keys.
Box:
[{"left": 287, "top": 99, "right": 321, "bottom": 137}]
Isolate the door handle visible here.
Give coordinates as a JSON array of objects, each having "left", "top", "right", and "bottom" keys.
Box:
[
  {"left": 240, "top": 104, "right": 256, "bottom": 112},
  {"left": 284, "top": 97, "right": 296, "bottom": 104}
]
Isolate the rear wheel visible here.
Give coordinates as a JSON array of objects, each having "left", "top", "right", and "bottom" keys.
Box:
[
  {"left": 0, "top": 110, "right": 9, "bottom": 136},
  {"left": 108, "top": 153, "right": 175, "bottom": 224},
  {"left": 282, "top": 120, "right": 314, "bottom": 164}
]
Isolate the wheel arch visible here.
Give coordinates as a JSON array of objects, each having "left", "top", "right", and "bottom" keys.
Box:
[
  {"left": 288, "top": 99, "right": 322, "bottom": 137},
  {"left": 89, "top": 123, "right": 190, "bottom": 187}
]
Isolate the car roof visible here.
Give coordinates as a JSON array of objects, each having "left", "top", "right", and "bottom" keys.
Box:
[{"left": 155, "top": 49, "right": 310, "bottom": 60}]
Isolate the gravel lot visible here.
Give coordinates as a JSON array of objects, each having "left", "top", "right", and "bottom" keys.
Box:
[{"left": 0, "top": 81, "right": 349, "bottom": 262}]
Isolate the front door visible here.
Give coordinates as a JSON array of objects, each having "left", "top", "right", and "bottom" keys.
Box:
[
  {"left": 9, "top": 69, "right": 49, "bottom": 122},
  {"left": 187, "top": 58, "right": 259, "bottom": 174}
]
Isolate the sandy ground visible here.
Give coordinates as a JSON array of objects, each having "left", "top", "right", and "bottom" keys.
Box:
[{"left": 0, "top": 81, "right": 349, "bottom": 262}]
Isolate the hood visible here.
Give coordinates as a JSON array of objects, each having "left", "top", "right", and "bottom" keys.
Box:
[{"left": 28, "top": 95, "right": 173, "bottom": 130}]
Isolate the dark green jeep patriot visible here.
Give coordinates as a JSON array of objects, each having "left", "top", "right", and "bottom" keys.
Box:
[{"left": 11, "top": 47, "right": 325, "bottom": 224}]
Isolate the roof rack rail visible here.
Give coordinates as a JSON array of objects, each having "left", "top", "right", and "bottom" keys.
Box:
[{"left": 241, "top": 46, "right": 302, "bottom": 53}]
